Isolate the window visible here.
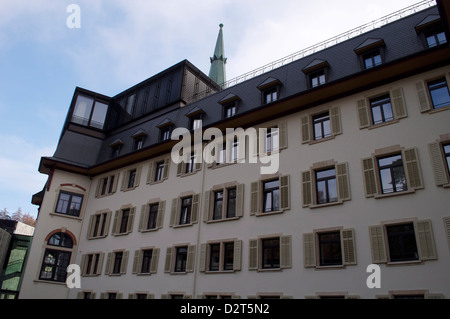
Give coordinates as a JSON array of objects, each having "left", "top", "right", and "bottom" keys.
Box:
[
  {"left": 248, "top": 236, "right": 291, "bottom": 271},
  {"left": 133, "top": 137, "right": 145, "bottom": 151},
  {"left": 96, "top": 174, "right": 118, "bottom": 197},
  {"left": 190, "top": 115, "right": 203, "bottom": 131},
  {"left": 265, "top": 127, "right": 279, "bottom": 153},
  {"left": 121, "top": 167, "right": 141, "bottom": 191},
  {"left": 126, "top": 94, "right": 136, "bottom": 115},
  {"left": 316, "top": 168, "right": 338, "bottom": 205},
  {"left": 154, "top": 161, "right": 165, "bottom": 182},
  {"left": 148, "top": 158, "right": 170, "bottom": 184},
  {"left": 160, "top": 126, "right": 172, "bottom": 141},
  {"left": 377, "top": 154, "right": 407, "bottom": 194},
  {"left": 370, "top": 95, "right": 394, "bottom": 125},
  {"left": 87, "top": 211, "right": 111, "bottom": 239},
  {"left": 55, "top": 191, "right": 83, "bottom": 217},
  {"left": 262, "top": 238, "right": 280, "bottom": 269},
  {"left": 310, "top": 70, "right": 326, "bottom": 88},
  {"left": 170, "top": 195, "right": 199, "bottom": 227},
  {"left": 105, "top": 251, "right": 129, "bottom": 275},
  {"left": 204, "top": 185, "right": 243, "bottom": 222},
  {"left": 263, "top": 180, "right": 280, "bottom": 213},
  {"left": 251, "top": 176, "right": 289, "bottom": 215},
  {"left": 362, "top": 147, "right": 423, "bottom": 198},
  {"left": 302, "top": 162, "right": 350, "bottom": 208},
  {"left": 318, "top": 232, "right": 342, "bottom": 266},
  {"left": 369, "top": 220, "right": 437, "bottom": 264},
  {"left": 177, "top": 152, "right": 201, "bottom": 176},
  {"left": 428, "top": 78, "right": 450, "bottom": 109},
  {"left": 186, "top": 153, "right": 196, "bottom": 174},
  {"left": 39, "top": 232, "right": 74, "bottom": 282},
  {"left": 363, "top": 50, "right": 382, "bottom": 69},
  {"left": 224, "top": 103, "right": 237, "bottom": 118},
  {"left": 112, "top": 207, "right": 135, "bottom": 235},
  {"left": 260, "top": 123, "right": 288, "bottom": 153},
  {"left": 81, "top": 253, "right": 104, "bottom": 276},
  {"left": 313, "top": 113, "right": 331, "bottom": 140},
  {"left": 132, "top": 248, "right": 160, "bottom": 275},
  {"left": 425, "top": 28, "right": 447, "bottom": 48},
  {"left": 112, "top": 145, "right": 121, "bottom": 158},
  {"left": 164, "top": 245, "right": 196, "bottom": 274},
  {"left": 264, "top": 87, "right": 278, "bottom": 104},
  {"left": 303, "top": 229, "right": 356, "bottom": 268},
  {"left": 71, "top": 94, "right": 109, "bottom": 130},
  {"left": 301, "top": 107, "right": 342, "bottom": 144},
  {"left": 444, "top": 144, "right": 450, "bottom": 173},
  {"left": 200, "top": 241, "right": 241, "bottom": 273},
  {"left": 138, "top": 201, "right": 165, "bottom": 232}
]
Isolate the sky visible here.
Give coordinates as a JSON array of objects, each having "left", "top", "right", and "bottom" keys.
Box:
[{"left": 0, "top": 0, "right": 429, "bottom": 218}]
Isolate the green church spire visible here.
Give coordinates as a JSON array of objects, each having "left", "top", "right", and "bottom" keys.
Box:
[{"left": 209, "top": 23, "right": 227, "bottom": 87}]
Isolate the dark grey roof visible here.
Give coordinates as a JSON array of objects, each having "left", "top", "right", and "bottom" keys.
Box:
[{"left": 52, "top": 6, "right": 442, "bottom": 170}]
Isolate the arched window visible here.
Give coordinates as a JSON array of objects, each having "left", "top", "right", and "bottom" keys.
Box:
[{"left": 39, "top": 232, "right": 74, "bottom": 283}]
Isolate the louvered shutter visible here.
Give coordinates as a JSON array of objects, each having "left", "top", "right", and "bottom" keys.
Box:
[
  {"left": 302, "top": 171, "right": 312, "bottom": 207},
  {"left": 390, "top": 88, "right": 407, "bottom": 119},
  {"left": 416, "top": 81, "right": 432, "bottom": 112},
  {"left": 416, "top": 220, "right": 437, "bottom": 261},
  {"left": 250, "top": 182, "right": 260, "bottom": 215},
  {"left": 330, "top": 106, "right": 342, "bottom": 135},
  {"left": 301, "top": 116, "right": 311, "bottom": 143},
  {"left": 362, "top": 158, "right": 378, "bottom": 197},
  {"left": 280, "top": 236, "right": 292, "bottom": 269},
  {"left": 342, "top": 229, "right": 357, "bottom": 266},
  {"left": 336, "top": 162, "right": 351, "bottom": 201},
  {"left": 203, "top": 191, "right": 211, "bottom": 222},
  {"left": 233, "top": 240, "right": 242, "bottom": 271},
  {"left": 236, "top": 184, "right": 244, "bottom": 217},
  {"left": 403, "top": 148, "right": 423, "bottom": 189},
  {"left": 186, "top": 245, "right": 196, "bottom": 272},
  {"left": 428, "top": 142, "right": 449, "bottom": 186},
  {"left": 279, "top": 122, "right": 288, "bottom": 149},
  {"left": 150, "top": 248, "right": 159, "bottom": 274},
  {"left": 357, "top": 99, "right": 370, "bottom": 129},
  {"left": 368, "top": 226, "right": 387, "bottom": 264},
  {"left": 248, "top": 239, "right": 259, "bottom": 270},
  {"left": 280, "top": 175, "right": 290, "bottom": 210},
  {"left": 303, "top": 233, "right": 316, "bottom": 268}
]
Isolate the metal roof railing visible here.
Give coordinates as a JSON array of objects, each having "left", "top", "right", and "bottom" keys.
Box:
[{"left": 186, "top": 0, "right": 436, "bottom": 103}]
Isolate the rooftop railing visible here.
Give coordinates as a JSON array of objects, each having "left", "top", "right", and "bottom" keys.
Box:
[{"left": 186, "top": 0, "right": 436, "bottom": 103}]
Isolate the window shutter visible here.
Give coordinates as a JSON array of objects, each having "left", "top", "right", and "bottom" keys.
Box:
[
  {"left": 203, "top": 191, "right": 211, "bottom": 222},
  {"left": 177, "top": 163, "right": 183, "bottom": 176},
  {"left": 336, "top": 162, "right": 351, "bottom": 201},
  {"left": 105, "top": 252, "right": 112, "bottom": 275},
  {"left": 426, "top": 294, "right": 445, "bottom": 299},
  {"left": 369, "top": 225, "right": 387, "bottom": 264},
  {"left": 111, "top": 173, "right": 119, "bottom": 193},
  {"left": 330, "top": 106, "right": 342, "bottom": 135},
  {"left": 97, "top": 253, "right": 105, "bottom": 275},
  {"left": 403, "top": 147, "right": 423, "bottom": 189},
  {"left": 250, "top": 182, "right": 260, "bottom": 215},
  {"left": 150, "top": 248, "right": 159, "bottom": 274},
  {"left": 147, "top": 162, "right": 154, "bottom": 184},
  {"left": 120, "top": 171, "right": 127, "bottom": 191},
  {"left": 444, "top": 217, "right": 450, "bottom": 252},
  {"left": 302, "top": 171, "right": 312, "bottom": 207},
  {"left": 170, "top": 198, "right": 178, "bottom": 227},
  {"left": 103, "top": 212, "right": 112, "bottom": 236},
  {"left": 134, "top": 166, "right": 142, "bottom": 187},
  {"left": 95, "top": 179, "right": 102, "bottom": 198},
  {"left": 357, "top": 99, "right": 370, "bottom": 129},
  {"left": 80, "top": 254, "right": 87, "bottom": 276},
  {"left": 191, "top": 194, "right": 200, "bottom": 223},
  {"left": 163, "top": 158, "right": 170, "bottom": 179},
  {"left": 279, "top": 122, "right": 288, "bottom": 149},
  {"left": 428, "top": 142, "right": 449, "bottom": 186},
  {"left": 303, "top": 233, "right": 316, "bottom": 268},
  {"left": 186, "top": 245, "right": 196, "bottom": 272},
  {"left": 87, "top": 215, "right": 94, "bottom": 239},
  {"left": 120, "top": 251, "right": 129, "bottom": 275},
  {"left": 138, "top": 205, "right": 147, "bottom": 232},
  {"left": 416, "top": 81, "right": 431, "bottom": 113},
  {"left": 156, "top": 201, "right": 165, "bottom": 229},
  {"left": 199, "top": 244, "right": 207, "bottom": 272},
  {"left": 280, "top": 235, "right": 292, "bottom": 269},
  {"left": 132, "top": 250, "right": 141, "bottom": 274},
  {"left": 301, "top": 116, "right": 311, "bottom": 144},
  {"left": 248, "top": 239, "right": 259, "bottom": 270},
  {"left": 416, "top": 220, "right": 437, "bottom": 261},
  {"left": 164, "top": 247, "right": 173, "bottom": 273},
  {"left": 280, "top": 175, "right": 290, "bottom": 210},
  {"left": 233, "top": 240, "right": 242, "bottom": 271},
  {"left": 112, "top": 210, "right": 120, "bottom": 235},
  {"left": 362, "top": 157, "right": 378, "bottom": 197},
  {"left": 342, "top": 229, "right": 357, "bottom": 266},
  {"left": 390, "top": 88, "right": 407, "bottom": 119},
  {"left": 100, "top": 293, "right": 107, "bottom": 299},
  {"left": 127, "top": 207, "right": 136, "bottom": 233},
  {"left": 236, "top": 184, "right": 244, "bottom": 217}
]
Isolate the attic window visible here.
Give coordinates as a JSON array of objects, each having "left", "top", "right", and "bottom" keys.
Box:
[
  {"left": 110, "top": 139, "right": 124, "bottom": 158},
  {"left": 185, "top": 107, "right": 205, "bottom": 131},
  {"left": 302, "top": 59, "right": 330, "bottom": 89},
  {"left": 132, "top": 129, "right": 147, "bottom": 151},
  {"left": 415, "top": 15, "right": 447, "bottom": 48},
  {"left": 71, "top": 94, "right": 109, "bottom": 130},
  {"left": 257, "top": 77, "right": 281, "bottom": 105},
  {"left": 354, "top": 39, "right": 386, "bottom": 70},
  {"left": 218, "top": 93, "right": 241, "bottom": 119}
]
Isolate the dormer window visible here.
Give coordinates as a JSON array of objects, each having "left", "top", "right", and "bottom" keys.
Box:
[
  {"left": 157, "top": 119, "right": 175, "bottom": 142},
  {"left": 415, "top": 15, "right": 448, "bottom": 49},
  {"left": 185, "top": 107, "right": 205, "bottom": 131},
  {"left": 257, "top": 77, "right": 281, "bottom": 105},
  {"left": 110, "top": 139, "right": 124, "bottom": 158},
  {"left": 354, "top": 38, "right": 386, "bottom": 70},
  {"left": 132, "top": 129, "right": 147, "bottom": 151},
  {"left": 71, "top": 94, "right": 109, "bottom": 130},
  {"left": 218, "top": 93, "right": 241, "bottom": 119},
  {"left": 302, "top": 59, "right": 330, "bottom": 89}
]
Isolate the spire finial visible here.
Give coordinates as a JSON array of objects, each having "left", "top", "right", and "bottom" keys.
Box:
[
  {"left": 209, "top": 23, "right": 227, "bottom": 87},
  {"left": 219, "top": 23, "right": 224, "bottom": 28}
]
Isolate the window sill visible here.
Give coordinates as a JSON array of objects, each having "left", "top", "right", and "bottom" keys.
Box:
[
  {"left": 255, "top": 210, "right": 284, "bottom": 217},
  {"left": 205, "top": 270, "right": 235, "bottom": 274},
  {"left": 87, "top": 235, "right": 108, "bottom": 240},
  {"left": 113, "top": 232, "right": 131, "bottom": 237},
  {"left": 122, "top": 186, "right": 139, "bottom": 193},
  {"left": 140, "top": 228, "right": 160, "bottom": 233},
  {"left": 315, "top": 264, "right": 345, "bottom": 270},
  {"left": 428, "top": 104, "right": 450, "bottom": 114},
  {"left": 49, "top": 212, "right": 82, "bottom": 221},
  {"left": 147, "top": 179, "right": 167, "bottom": 186},
  {"left": 205, "top": 217, "right": 240, "bottom": 224},
  {"left": 178, "top": 170, "right": 201, "bottom": 178},
  {"left": 367, "top": 119, "right": 400, "bottom": 130},
  {"left": 209, "top": 161, "right": 238, "bottom": 170},
  {"left": 309, "top": 201, "right": 343, "bottom": 209},
  {"left": 442, "top": 183, "right": 450, "bottom": 188},
  {"left": 172, "top": 223, "right": 195, "bottom": 229},
  {"left": 307, "top": 135, "right": 336, "bottom": 145},
  {"left": 33, "top": 279, "right": 67, "bottom": 286},
  {"left": 257, "top": 267, "right": 282, "bottom": 272},
  {"left": 386, "top": 260, "right": 422, "bottom": 266},
  {"left": 374, "top": 189, "right": 415, "bottom": 199}
]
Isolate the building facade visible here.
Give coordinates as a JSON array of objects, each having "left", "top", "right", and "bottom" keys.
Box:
[{"left": 21, "top": 1, "right": 450, "bottom": 299}]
